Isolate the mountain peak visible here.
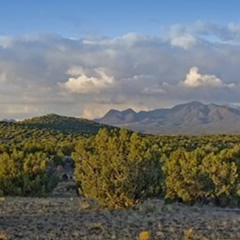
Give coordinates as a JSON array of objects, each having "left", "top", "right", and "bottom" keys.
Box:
[
  {"left": 178, "top": 101, "right": 205, "bottom": 108},
  {"left": 106, "top": 109, "right": 120, "bottom": 114},
  {"left": 188, "top": 101, "right": 204, "bottom": 106},
  {"left": 121, "top": 108, "right": 136, "bottom": 114},
  {"left": 97, "top": 108, "right": 137, "bottom": 125}
]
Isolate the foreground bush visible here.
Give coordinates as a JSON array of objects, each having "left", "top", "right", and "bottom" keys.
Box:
[{"left": 73, "top": 129, "right": 162, "bottom": 209}]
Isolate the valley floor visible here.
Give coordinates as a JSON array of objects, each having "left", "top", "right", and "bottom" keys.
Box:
[{"left": 1, "top": 197, "right": 240, "bottom": 240}]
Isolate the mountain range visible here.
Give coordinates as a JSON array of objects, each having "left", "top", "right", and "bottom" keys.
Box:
[
  {"left": 2, "top": 101, "right": 240, "bottom": 136},
  {"left": 96, "top": 101, "right": 240, "bottom": 135}
]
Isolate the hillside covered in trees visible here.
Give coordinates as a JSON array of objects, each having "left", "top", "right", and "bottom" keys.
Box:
[
  {"left": 0, "top": 114, "right": 110, "bottom": 196},
  {"left": 19, "top": 113, "right": 112, "bottom": 134},
  {"left": 1, "top": 113, "right": 240, "bottom": 209}
]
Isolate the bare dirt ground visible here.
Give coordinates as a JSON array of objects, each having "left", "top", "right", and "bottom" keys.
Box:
[{"left": 1, "top": 197, "right": 240, "bottom": 240}]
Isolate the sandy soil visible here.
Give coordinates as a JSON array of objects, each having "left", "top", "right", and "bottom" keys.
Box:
[{"left": 1, "top": 197, "right": 240, "bottom": 240}]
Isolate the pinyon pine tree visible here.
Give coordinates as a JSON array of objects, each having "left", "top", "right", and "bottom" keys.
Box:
[{"left": 73, "top": 129, "right": 162, "bottom": 209}]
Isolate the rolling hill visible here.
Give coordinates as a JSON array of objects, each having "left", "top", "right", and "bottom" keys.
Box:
[
  {"left": 96, "top": 101, "right": 240, "bottom": 135},
  {"left": 18, "top": 113, "right": 114, "bottom": 135}
]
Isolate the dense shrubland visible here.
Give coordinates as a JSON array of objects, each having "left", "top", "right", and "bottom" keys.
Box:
[
  {"left": 0, "top": 121, "right": 83, "bottom": 196},
  {"left": 0, "top": 151, "right": 57, "bottom": 196},
  {"left": 163, "top": 147, "right": 240, "bottom": 205},
  {"left": 73, "top": 130, "right": 240, "bottom": 208},
  {"left": 2, "top": 117, "right": 240, "bottom": 208}
]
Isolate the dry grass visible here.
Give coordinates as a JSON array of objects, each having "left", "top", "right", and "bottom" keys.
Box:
[{"left": 1, "top": 197, "right": 240, "bottom": 239}]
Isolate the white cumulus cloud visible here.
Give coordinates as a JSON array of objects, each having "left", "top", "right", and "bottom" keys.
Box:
[
  {"left": 60, "top": 67, "right": 115, "bottom": 93},
  {"left": 181, "top": 67, "right": 223, "bottom": 88}
]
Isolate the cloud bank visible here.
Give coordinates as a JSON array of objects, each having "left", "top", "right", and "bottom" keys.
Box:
[{"left": 1, "top": 22, "right": 240, "bottom": 119}]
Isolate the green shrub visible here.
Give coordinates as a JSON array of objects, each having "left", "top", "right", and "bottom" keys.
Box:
[
  {"left": 73, "top": 129, "right": 162, "bottom": 209},
  {"left": 163, "top": 147, "right": 240, "bottom": 205}
]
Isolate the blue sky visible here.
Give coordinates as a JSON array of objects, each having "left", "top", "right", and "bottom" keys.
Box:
[
  {"left": 1, "top": 1, "right": 240, "bottom": 37},
  {"left": 1, "top": 1, "right": 240, "bottom": 119}
]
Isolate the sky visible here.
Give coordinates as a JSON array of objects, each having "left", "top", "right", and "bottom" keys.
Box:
[{"left": 1, "top": 1, "right": 240, "bottom": 119}]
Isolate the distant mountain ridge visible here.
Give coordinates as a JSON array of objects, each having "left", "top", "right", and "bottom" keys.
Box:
[{"left": 96, "top": 101, "right": 240, "bottom": 135}]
